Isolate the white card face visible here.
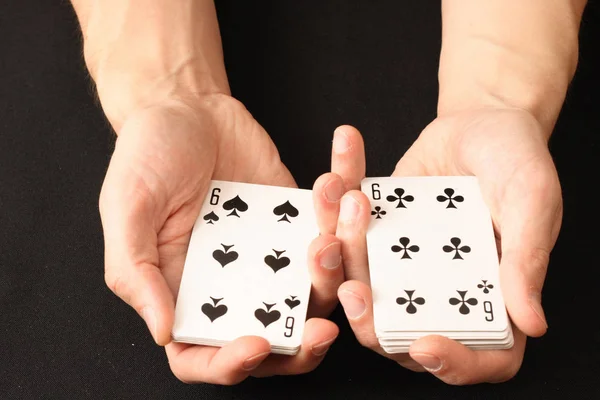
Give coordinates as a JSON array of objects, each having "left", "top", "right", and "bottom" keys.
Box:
[
  {"left": 374, "top": 275, "right": 509, "bottom": 333},
  {"left": 361, "top": 177, "right": 511, "bottom": 335},
  {"left": 172, "top": 180, "right": 319, "bottom": 350}
]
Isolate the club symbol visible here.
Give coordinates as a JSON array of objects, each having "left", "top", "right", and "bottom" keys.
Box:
[
  {"left": 203, "top": 211, "right": 219, "bottom": 225},
  {"left": 386, "top": 188, "right": 414, "bottom": 208},
  {"left": 255, "top": 302, "right": 281, "bottom": 327},
  {"left": 285, "top": 295, "right": 301, "bottom": 310},
  {"left": 212, "top": 244, "right": 239, "bottom": 267},
  {"left": 449, "top": 290, "right": 478, "bottom": 315},
  {"left": 201, "top": 297, "right": 228, "bottom": 322},
  {"left": 436, "top": 188, "right": 464, "bottom": 209},
  {"left": 477, "top": 280, "right": 494, "bottom": 294},
  {"left": 264, "top": 249, "right": 291, "bottom": 273},
  {"left": 443, "top": 237, "right": 471, "bottom": 260},
  {"left": 273, "top": 200, "right": 299, "bottom": 222},
  {"left": 391, "top": 237, "right": 420, "bottom": 259},
  {"left": 222, "top": 195, "right": 248, "bottom": 217},
  {"left": 371, "top": 206, "right": 387, "bottom": 219},
  {"left": 396, "top": 290, "right": 425, "bottom": 314}
]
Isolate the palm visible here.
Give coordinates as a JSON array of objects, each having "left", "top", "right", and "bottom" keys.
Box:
[
  {"left": 100, "top": 94, "right": 294, "bottom": 333},
  {"left": 390, "top": 108, "right": 562, "bottom": 380},
  {"left": 128, "top": 96, "right": 291, "bottom": 294},
  {"left": 395, "top": 108, "right": 562, "bottom": 257}
]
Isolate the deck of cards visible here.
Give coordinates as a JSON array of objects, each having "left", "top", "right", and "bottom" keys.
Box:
[
  {"left": 362, "top": 177, "right": 513, "bottom": 353},
  {"left": 172, "top": 176, "right": 513, "bottom": 356},
  {"left": 172, "top": 180, "right": 317, "bottom": 355}
]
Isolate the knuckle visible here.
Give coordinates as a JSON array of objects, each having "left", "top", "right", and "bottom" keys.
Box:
[
  {"left": 396, "top": 360, "right": 426, "bottom": 373},
  {"left": 169, "top": 364, "right": 192, "bottom": 384},
  {"left": 507, "top": 153, "right": 559, "bottom": 200},
  {"left": 524, "top": 247, "right": 551, "bottom": 285},
  {"left": 104, "top": 270, "right": 131, "bottom": 305},
  {"left": 300, "top": 358, "right": 324, "bottom": 375},
  {"left": 355, "top": 333, "right": 377, "bottom": 350},
  {"left": 489, "top": 360, "right": 522, "bottom": 384},
  {"left": 98, "top": 184, "right": 113, "bottom": 219},
  {"left": 442, "top": 373, "right": 478, "bottom": 387},
  {"left": 529, "top": 167, "right": 557, "bottom": 193},
  {"left": 215, "top": 374, "right": 243, "bottom": 386}
]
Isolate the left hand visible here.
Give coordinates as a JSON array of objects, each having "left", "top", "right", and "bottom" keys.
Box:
[{"left": 330, "top": 109, "right": 563, "bottom": 385}]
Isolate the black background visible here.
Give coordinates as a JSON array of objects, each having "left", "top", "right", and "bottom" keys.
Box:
[{"left": 1, "top": 1, "right": 599, "bottom": 399}]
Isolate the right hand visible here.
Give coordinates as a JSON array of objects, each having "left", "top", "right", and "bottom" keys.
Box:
[{"left": 99, "top": 93, "right": 352, "bottom": 384}]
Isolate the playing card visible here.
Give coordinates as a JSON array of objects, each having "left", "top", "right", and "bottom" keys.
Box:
[
  {"left": 172, "top": 180, "right": 318, "bottom": 355},
  {"left": 362, "top": 176, "right": 513, "bottom": 352}
]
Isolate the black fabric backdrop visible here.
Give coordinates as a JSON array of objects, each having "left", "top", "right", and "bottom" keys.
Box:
[{"left": 1, "top": 1, "right": 599, "bottom": 399}]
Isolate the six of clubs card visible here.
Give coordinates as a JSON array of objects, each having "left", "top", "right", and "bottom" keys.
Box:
[
  {"left": 362, "top": 176, "right": 513, "bottom": 353},
  {"left": 173, "top": 177, "right": 514, "bottom": 356},
  {"left": 172, "top": 180, "right": 318, "bottom": 355}
]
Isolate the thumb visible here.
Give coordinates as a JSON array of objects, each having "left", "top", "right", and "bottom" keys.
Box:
[
  {"left": 99, "top": 144, "right": 175, "bottom": 346},
  {"left": 392, "top": 149, "right": 428, "bottom": 177},
  {"left": 497, "top": 166, "right": 562, "bottom": 337}
]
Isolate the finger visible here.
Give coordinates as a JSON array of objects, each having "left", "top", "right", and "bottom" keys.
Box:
[
  {"left": 409, "top": 328, "right": 527, "bottom": 385},
  {"left": 166, "top": 336, "right": 271, "bottom": 385},
  {"left": 306, "top": 234, "right": 344, "bottom": 317},
  {"left": 99, "top": 151, "right": 174, "bottom": 346},
  {"left": 337, "top": 281, "right": 380, "bottom": 352},
  {"left": 331, "top": 125, "right": 366, "bottom": 191},
  {"left": 338, "top": 280, "right": 425, "bottom": 370},
  {"left": 336, "top": 191, "right": 371, "bottom": 283},
  {"left": 313, "top": 173, "right": 345, "bottom": 235},
  {"left": 251, "top": 318, "right": 339, "bottom": 377},
  {"left": 498, "top": 165, "right": 562, "bottom": 337}
]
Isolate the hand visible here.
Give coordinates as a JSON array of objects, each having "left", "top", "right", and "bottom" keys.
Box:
[
  {"left": 331, "top": 109, "right": 562, "bottom": 384},
  {"left": 99, "top": 93, "right": 349, "bottom": 384}
]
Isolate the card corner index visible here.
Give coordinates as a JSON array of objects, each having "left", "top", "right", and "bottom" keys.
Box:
[{"left": 360, "top": 177, "right": 388, "bottom": 193}]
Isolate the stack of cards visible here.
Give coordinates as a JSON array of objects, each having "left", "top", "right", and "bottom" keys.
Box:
[
  {"left": 172, "top": 180, "right": 319, "bottom": 355},
  {"left": 361, "top": 176, "right": 513, "bottom": 353},
  {"left": 173, "top": 176, "right": 514, "bottom": 356}
]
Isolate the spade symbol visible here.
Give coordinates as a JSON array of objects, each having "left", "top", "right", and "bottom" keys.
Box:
[
  {"left": 264, "top": 249, "right": 291, "bottom": 273},
  {"left": 201, "top": 297, "right": 228, "bottom": 322},
  {"left": 203, "top": 211, "right": 219, "bottom": 225},
  {"left": 273, "top": 201, "right": 299, "bottom": 223},
  {"left": 255, "top": 302, "right": 281, "bottom": 327},
  {"left": 223, "top": 195, "right": 248, "bottom": 217},
  {"left": 212, "top": 244, "right": 239, "bottom": 267},
  {"left": 285, "top": 296, "right": 301, "bottom": 310}
]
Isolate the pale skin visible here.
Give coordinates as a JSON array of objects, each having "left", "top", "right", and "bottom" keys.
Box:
[{"left": 71, "top": 0, "right": 586, "bottom": 385}]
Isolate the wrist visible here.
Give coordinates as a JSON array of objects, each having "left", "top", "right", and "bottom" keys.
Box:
[
  {"left": 78, "top": 0, "right": 229, "bottom": 132},
  {"left": 90, "top": 50, "right": 228, "bottom": 132},
  {"left": 437, "top": 36, "right": 577, "bottom": 138}
]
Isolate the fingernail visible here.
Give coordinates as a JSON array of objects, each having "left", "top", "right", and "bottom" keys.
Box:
[
  {"left": 339, "top": 289, "right": 366, "bottom": 319},
  {"left": 339, "top": 195, "right": 360, "bottom": 224},
  {"left": 333, "top": 129, "right": 351, "bottom": 154},
  {"left": 311, "top": 337, "right": 337, "bottom": 356},
  {"left": 318, "top": 242, "right": 342, "bottom": 270},
  {"left": 529, "top": 291, "right": 548, "bottom": 330},
  {"left": 411, "top": 353, "right": 443, "bottom": 372},
  {"left": 141, "top": 306, "right": 157, "bottom": 342},
  {"left": 323, "top": 178, "right": 344, "bottom": 203},
  {"left": 242, "top": 351, "right": 270, "bottom": 371}
]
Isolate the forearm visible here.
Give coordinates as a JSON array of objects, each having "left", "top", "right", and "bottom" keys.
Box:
[
  {"left": 438, "top": 0, "right": 587, "bottom": 135},
  {"left": 71, "top": 0, "right": 229, "bottom": 131}
]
